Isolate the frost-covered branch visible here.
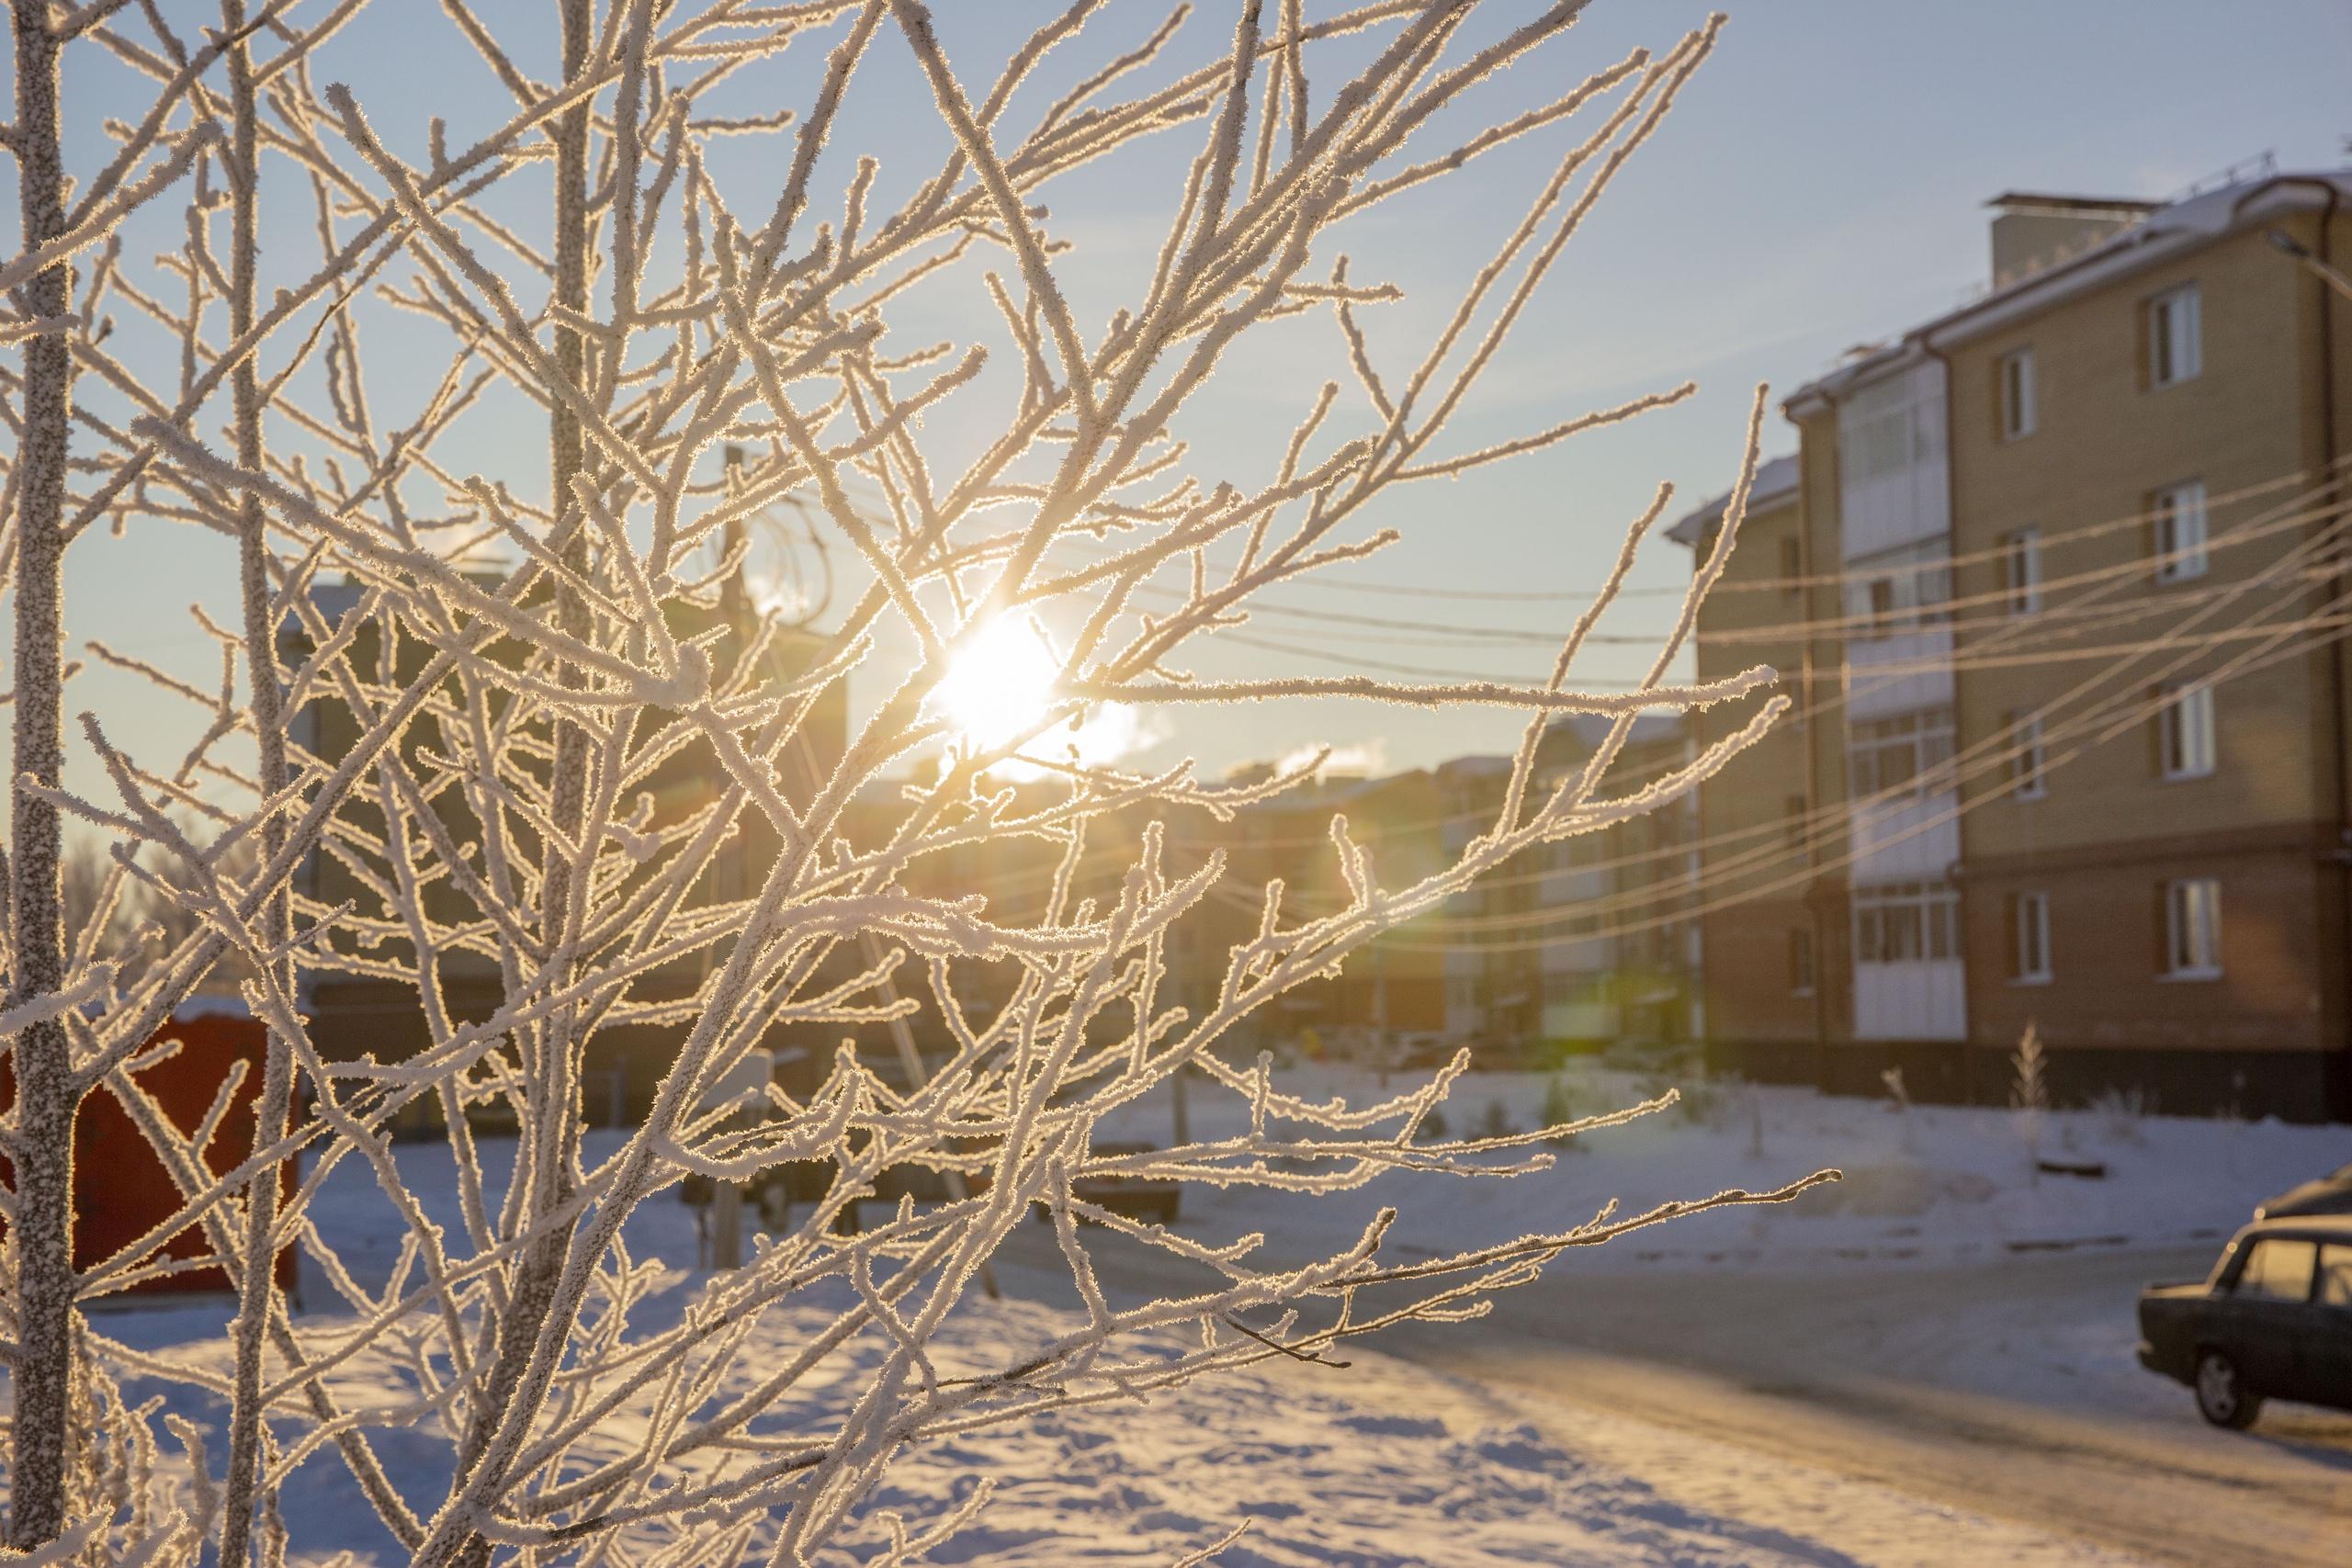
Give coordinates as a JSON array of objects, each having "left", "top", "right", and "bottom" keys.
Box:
[{"left": 0, "top": 6, "right": 1813, "bottom": 1562}]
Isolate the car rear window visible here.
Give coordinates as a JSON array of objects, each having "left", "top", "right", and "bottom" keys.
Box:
[
  {"left": 2322, "top": 1247, "right": 2352, "bottom": 1310},
  {"left": 2236, "top": 1238, "right": 2318, "bottom": 1303}
]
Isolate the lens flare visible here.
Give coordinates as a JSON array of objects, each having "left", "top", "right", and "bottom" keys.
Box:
[{"left": 932, "top": 617, "right": 1061, "bottom": 750}]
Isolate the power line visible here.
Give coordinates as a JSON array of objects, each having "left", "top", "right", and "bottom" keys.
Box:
[
  {"left": 1109, "top": 468, "right": 2352, "bottom": 946},
  {"left": 1380, "top": 504, "right": 2352, "bottom": 947},
  {"left": 1117, "top": 470, "right": 2341, "bottom": 653},
  {"left": 961, "top": 477, "right": 2350, "bottom": 928}
]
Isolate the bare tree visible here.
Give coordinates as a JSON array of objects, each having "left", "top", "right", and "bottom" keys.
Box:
[{"left": 2, "top": 4, "right": 1829, "bottom": 1561}]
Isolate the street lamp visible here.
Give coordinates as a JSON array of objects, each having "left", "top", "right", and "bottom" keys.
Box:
[{"left": 2267, "top": 228, "right": 2352, "bottom": 303}]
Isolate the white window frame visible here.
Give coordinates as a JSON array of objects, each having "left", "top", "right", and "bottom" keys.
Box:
[
  {"left": 1852, "top": 881, "right": 1962, "bottom": 964},
  {"left": 2149, "top": 283, "right": 2202, "bottom": 388},
  {"left": 2153, "top": 479, "right": 2209, "bottom": 583},
  {"left": 2164, "top": 878, "right": 2222, "bottom": 979},
  {"left": 1848, "top": 707, "right": 1957, "bottom": 801},
  {"left": 2157, "top": 682, "right": 2216, "bottom": 780},
  {"left": 1998, "top": 347, "right": 2037, "bottom": 440},
  {"left": 2003, "top": 527, "right": 2042, "bottom": 615},
  {"left": 2012, "top": 891, "right": 2052, "bottom": 984},
  {"left": 1845, "top": 539, "right": 1953, "bottom": 637},
  {"left": 1838, "top": 373, "right": 1938, "bottom": 487},
  {"left": 2011, "top": 713, "right": 2048, "bottom": 800}
]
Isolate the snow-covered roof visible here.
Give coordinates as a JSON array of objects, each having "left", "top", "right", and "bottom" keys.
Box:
[
  {"left": 1785, "top": 168, "right": 2352, "bottom": 416},
  {"left": 1664, "top": 454, "right": 1800, "bottom": 547},
  {"left": 1980, "top": 190, "right": 2160, "bottom": 217},
  {"left": 1431, "top": 753, "right": 1511, "bottom": 781}
]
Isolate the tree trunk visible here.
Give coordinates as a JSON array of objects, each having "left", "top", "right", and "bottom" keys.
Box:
[
  {"left": 440, "top": 4, "right": 594, "bottom": 1558},
  {"left": 6, "top": 3, "right": 76, "bottom": 1549},
  {"left": 218, "top": 2, "right": 298, "bottom": 1559}
]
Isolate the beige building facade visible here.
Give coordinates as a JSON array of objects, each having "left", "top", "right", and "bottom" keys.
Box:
[
  {"left": 1681, "top": 168, "right": 2352, "bottom": 1121},
  {"left": 1668, "top": 459, "right": 1824, "bottom": 1079}
]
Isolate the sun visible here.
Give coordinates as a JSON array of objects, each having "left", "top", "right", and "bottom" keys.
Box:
[{"left": 932, "top": 616, "right": 1061, "bottom": 752}]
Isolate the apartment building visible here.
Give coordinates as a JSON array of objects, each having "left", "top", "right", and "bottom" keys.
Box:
[
  {"left": 1527, "top": 716, "right": 1704, "bottom": 1050},
  {"left": 1667, "top": 457, "right": 1818, "bottom": 1080},
  {"left": 1679, "top": 165, "right": 2352, "bottom": 1121},
  {"left": 1087, "top": 720, "right": 1702, "bottom": 1069}
]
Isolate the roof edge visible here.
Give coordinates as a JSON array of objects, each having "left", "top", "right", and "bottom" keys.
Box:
[
  {"left": 1664, "top": 453, "right": 1802, "bottom": 547},
  {"left": 1781, "top": 170, "right": 2351, "bottom": 418}
]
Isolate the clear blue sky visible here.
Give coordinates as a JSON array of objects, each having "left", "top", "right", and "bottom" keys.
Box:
[{"left": 20, "top": 0, "right": 2352, "bottom": 804}]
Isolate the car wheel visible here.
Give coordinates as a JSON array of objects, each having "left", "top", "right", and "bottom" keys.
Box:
[{"left": 2194, "top": 1348, "right": 2263, "bottom": 1429}]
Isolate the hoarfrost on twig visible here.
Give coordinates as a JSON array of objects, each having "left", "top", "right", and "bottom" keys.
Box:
[{"left": 0, "top": 4, "right": 1831, "bottom": 1562}]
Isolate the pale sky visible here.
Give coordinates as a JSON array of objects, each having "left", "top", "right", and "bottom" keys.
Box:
[{"left": 14, "top": 0, "right": 2350, "bottom": 805}]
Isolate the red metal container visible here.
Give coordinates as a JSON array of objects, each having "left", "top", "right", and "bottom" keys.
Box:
[{"left": 4, "top": 999, "right": 297, "bottom": 1300}]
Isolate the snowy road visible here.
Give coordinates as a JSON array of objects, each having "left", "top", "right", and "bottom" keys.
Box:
[{"left": 994, "top": 1231, "right": 2352, "bottom": 1567}]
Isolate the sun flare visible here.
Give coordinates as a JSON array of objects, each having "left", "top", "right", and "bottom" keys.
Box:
[{"left": 933, "top": 616, "right": 1061, "bottom": 751}]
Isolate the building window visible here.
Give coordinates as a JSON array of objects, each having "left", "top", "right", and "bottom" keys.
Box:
[
  {"left": 1778, "top": 535, "right": 1803, "bottom": 596},
  {"left": 2002, "top": 527, "right": 2042, "bottom": 615},
  {"left": 1844, "top": 540, "right": 1952, "bottom": 637},
  {"left": 2010, "top": 891, "right": 2052, "bottom": 983},
  {"left": 2147, "top": 283, "right": 2202, "bottom": 388},
  {"left": 1853, "top": 881, "right": 1962, "bottom": 964},
  {"left": 1838, "top": 372, "right": 1940, "bottom": 487},
  {"left": 2156, "top": 682, "right": 2216, "bottom": 779},
  {"left": 1789, "top": 927, "right": 1815, "bottom": 995},
  {"left": 1997, "top": 347, "right": 2037, "bottom": 440},
  {"left": 2010, "top": 713, "right": 2047, "bottom": 799},
  {"left": 2152, "top": 479, "right": 2209, "bottom": 582},
  {"left": 1783, "top": 792, "right": 1807, "bottom": 848},
  {"left": 2163, "top": 877, "right": 2222, "bottom": 978},
  {"left": 1848, "top": 707, "right": 1956, "bottom": 799}
]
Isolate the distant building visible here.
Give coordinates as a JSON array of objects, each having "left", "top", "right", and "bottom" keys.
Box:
[
  {"left": 1667, "top": 458, "right": 1814, "bottom": 1077},
  {"left": 288, "top": 574, "right": 847, "bottom": 1123},
  {"left": 1675, "top": 165, "right": 2352, "bottom": 1122},
  {"left": 1523, "top": 717, "right": 1703, "bottom": 1052},
  {"left": 1181, "top": 720, "right": 1703, "bottom": 1066},
  {"left": 888, "top": 721, "right": 1711, "bottom": 1075}
]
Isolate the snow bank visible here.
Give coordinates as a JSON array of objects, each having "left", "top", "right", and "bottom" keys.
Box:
[
  {"left": 64, "top": 1125, "right": 2150, "bottom": 1565},
  {"left": 103, "top": 1281, "right": 2125, "bottom": 1567},
  {"left": 1092, "top": 1063, "right": 2348, "bottom": 1273}
]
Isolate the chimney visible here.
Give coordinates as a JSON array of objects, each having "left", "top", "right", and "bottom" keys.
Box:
[{"left": 1984, "top": 192, "right": 2160, "bottom": 289}]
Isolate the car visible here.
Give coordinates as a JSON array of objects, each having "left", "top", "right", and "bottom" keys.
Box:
[
  {"left": 2136, "top": 1216, "right": 2352, "bottom": 1428},
  {"left": 2254, "top": 1160, "right": 2352, "bottom": 1221}
]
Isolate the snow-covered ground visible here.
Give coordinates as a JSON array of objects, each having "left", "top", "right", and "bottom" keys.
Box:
[
  {"left": 74, "top": 1070, "right": 2292, "bottom": 1566},
  {"left": 1093, "top": 1061, "right": 2351, "bottom": 1275},
  {"left": 97, "top": 1280, "right": 2141, "bottom": 1568}
]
